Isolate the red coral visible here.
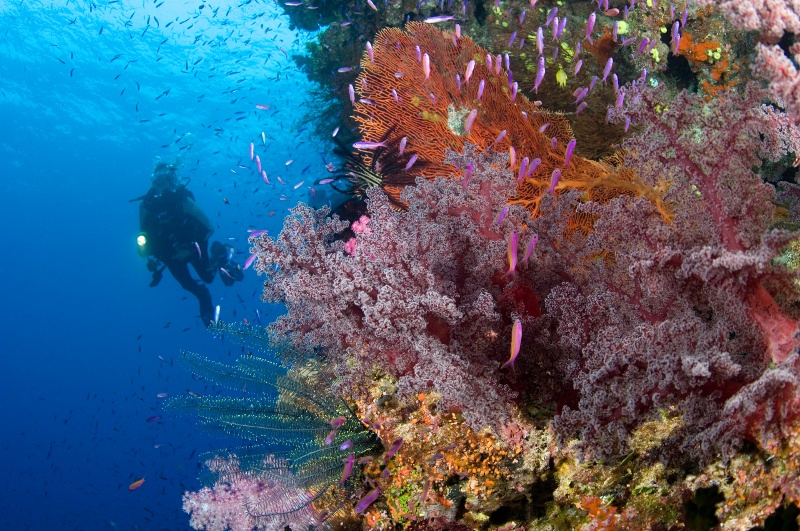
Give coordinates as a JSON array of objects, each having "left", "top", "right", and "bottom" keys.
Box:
[{"left": 541, "top": 84, "right": 800, "bottom": 460}]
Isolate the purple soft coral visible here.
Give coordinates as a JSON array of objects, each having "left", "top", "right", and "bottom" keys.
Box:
[
  {"left": 251, "top": 146, "right": 538, "bottom": 435},
  {"left": 541, "top": 84, "right": 800, "bottom": 460}
]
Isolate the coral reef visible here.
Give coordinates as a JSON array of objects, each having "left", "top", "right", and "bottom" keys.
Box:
[{"left": 173, "top": 0, "right": 800, "bottom": 528}]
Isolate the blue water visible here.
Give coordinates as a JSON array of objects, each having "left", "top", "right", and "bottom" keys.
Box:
[{"left": 0, "top": 2, "right": 330, "bottom": 529}]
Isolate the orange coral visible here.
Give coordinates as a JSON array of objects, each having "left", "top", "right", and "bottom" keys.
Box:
[
  {"left": 578, "top": 496, "right": 622, "bottom": 530},
  {"left": 678, "top": 32, "right": 739, "bottom": 99},
  {"left": 352, "top": 22, "right": 669, "bottom": 230}
]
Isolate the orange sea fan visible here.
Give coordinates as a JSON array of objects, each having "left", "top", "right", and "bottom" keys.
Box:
[{"left": 351, "top": 22, "right": 669, "bottom": 227}]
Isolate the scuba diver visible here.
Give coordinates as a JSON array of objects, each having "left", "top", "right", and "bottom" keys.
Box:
[{"left": 132, "top": 161, "right": 243, "bottom": 326}]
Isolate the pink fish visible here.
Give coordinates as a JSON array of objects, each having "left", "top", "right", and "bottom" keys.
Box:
[
  {"left": 366, "top": 0, "right": 377, "bottom": 10},
  {"left": 424, "top": 15, "right": 454, "bottom": 23},
  {"left": 325, "top": 429, "right": 337, "bottom": 445},
  {"left": 355, "top": 487, "right": 382, "bottom": 513},
  {"left": 249, "top": 142, "right": 254, "bottom": 161},
  {"left": 285, "top": 159, "right": 294, "bottom": 166},
  {"left": 353, "top": 141, "right": 386, "bottom": 150},
  {"left": 464, "top": 109, "right": 477, "bottom": 133},
  {"left": 156, "top": 393, "right": 169, "bottom": 398},
  {"left": 463, "top": 162, "right": 473, "bottom": 185},
  {"left": 318, "top": 178, "right": 334, "bottom": 185},
  {"left": 549, "top": 168, "right": 562, "bottom": 192},
  {"left": 293, "top": 180, "right": 304, "bottom": 189},
  {"left": 524, "top": 234, "right": 538, "bottom": 262},
  {"left": 255, "top": 155, "right": 262, "bottom": 174},
  {"left": 506, "top": 230, "right": 518, "bottom": 275},
  {"left": 586, "top": 12, "right": 596, "bottom": 43},
  {"left": 128, "top": 478, "right": 145, "bottom": 491},
  {"left": 146, "top": 415, "right": 161, "bottom": 423},
  {"left": 255, "top": 104, "right": 270, "bottom": 110},
  {"left": 534, "top": 56, "right": 545, "bottom": 93},
  {"left": 193, "top": 242, "right": 201, "bottom": 258},
  {"left": 248, "top": 229, "right": 268, "bottom": 237},
  {"left": 383, "top": 438, "right": 403, "bottom": 463},
  {"left": 277, "top": 176, "right": 286, "bottom": 185},
  {"left": 465, "top": 59, "right": 475, "bottom": 82},
  {"left": 244, "top": 254, "right": 258, "bottom": 270},
  {"left": 262, "top": 170, "right": 270, "bottom": 184},
  {"left": 340, "top": 453, "right": 355, "bottom": 483},
  {"left": 496, "top": 206, "right": 509, "bottom": 224},
  {"left": 502, "top": 319, "right": 523, "bottom": 370},
  {"left": 564, "top": 138, "right": 576, "bottom": 166}
]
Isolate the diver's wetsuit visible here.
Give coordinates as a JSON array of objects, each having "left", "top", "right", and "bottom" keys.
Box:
[{"left": 139, "top": 185, "right": 217, "bottom": 326}]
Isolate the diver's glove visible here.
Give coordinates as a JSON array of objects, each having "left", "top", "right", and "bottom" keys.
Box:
[
  {"left": 146, "top": 257, "right": 160, "bottom": 273},
  {"left": 219, "top": 262, "right": 244, "bottom": 286},
  {"left": 149, "top": 267, "right": 164, "bottom": 287}
]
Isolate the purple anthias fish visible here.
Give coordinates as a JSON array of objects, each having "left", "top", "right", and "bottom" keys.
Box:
[
  {"left": 502, "top": 319, "right": 523, "bottom": 370},
  {"left": 564, "top": 138, "right": 576, "bottom": 166},
  {"left": 534, "top": 56, "right": 545, "bottom": 92},
  {"left": 340, "top": 453, "right": 355, "bottom": 483},
  {"left": 424, "top": 14, "right": 454, "bottom": 23},
  {"left": 523, "top": 233, "right": 538, "bottom": 262},
  {"left": 549, "top": 168, "right": 562, "bottom": 192},
  {"left": 355, "top": 487, "right": 382, "bottom": 513},
  {"left": 353, "top": 141, "right": 386, "bottom": 150}
]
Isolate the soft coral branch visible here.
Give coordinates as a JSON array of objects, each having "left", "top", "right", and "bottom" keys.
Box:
[{"left": 620, "top": 84, "right": 800, "bottom": 364}]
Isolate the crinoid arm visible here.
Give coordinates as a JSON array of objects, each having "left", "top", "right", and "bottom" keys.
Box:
[{"left": 171, "top": 340, "right": 382, "bottom": 530}]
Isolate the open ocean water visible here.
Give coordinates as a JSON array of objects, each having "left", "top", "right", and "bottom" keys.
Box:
[{"left": 0, "top": 1, "right": 328, "bottom": 529}]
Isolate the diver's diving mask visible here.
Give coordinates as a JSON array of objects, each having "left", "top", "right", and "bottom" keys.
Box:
[{"left": 151, "top": 163, "right": 179, "bottom": 195}]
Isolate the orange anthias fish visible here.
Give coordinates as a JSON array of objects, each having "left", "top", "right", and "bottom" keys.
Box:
[{"left": 128, "top": 477, "right": 145, "bottom": 491}]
